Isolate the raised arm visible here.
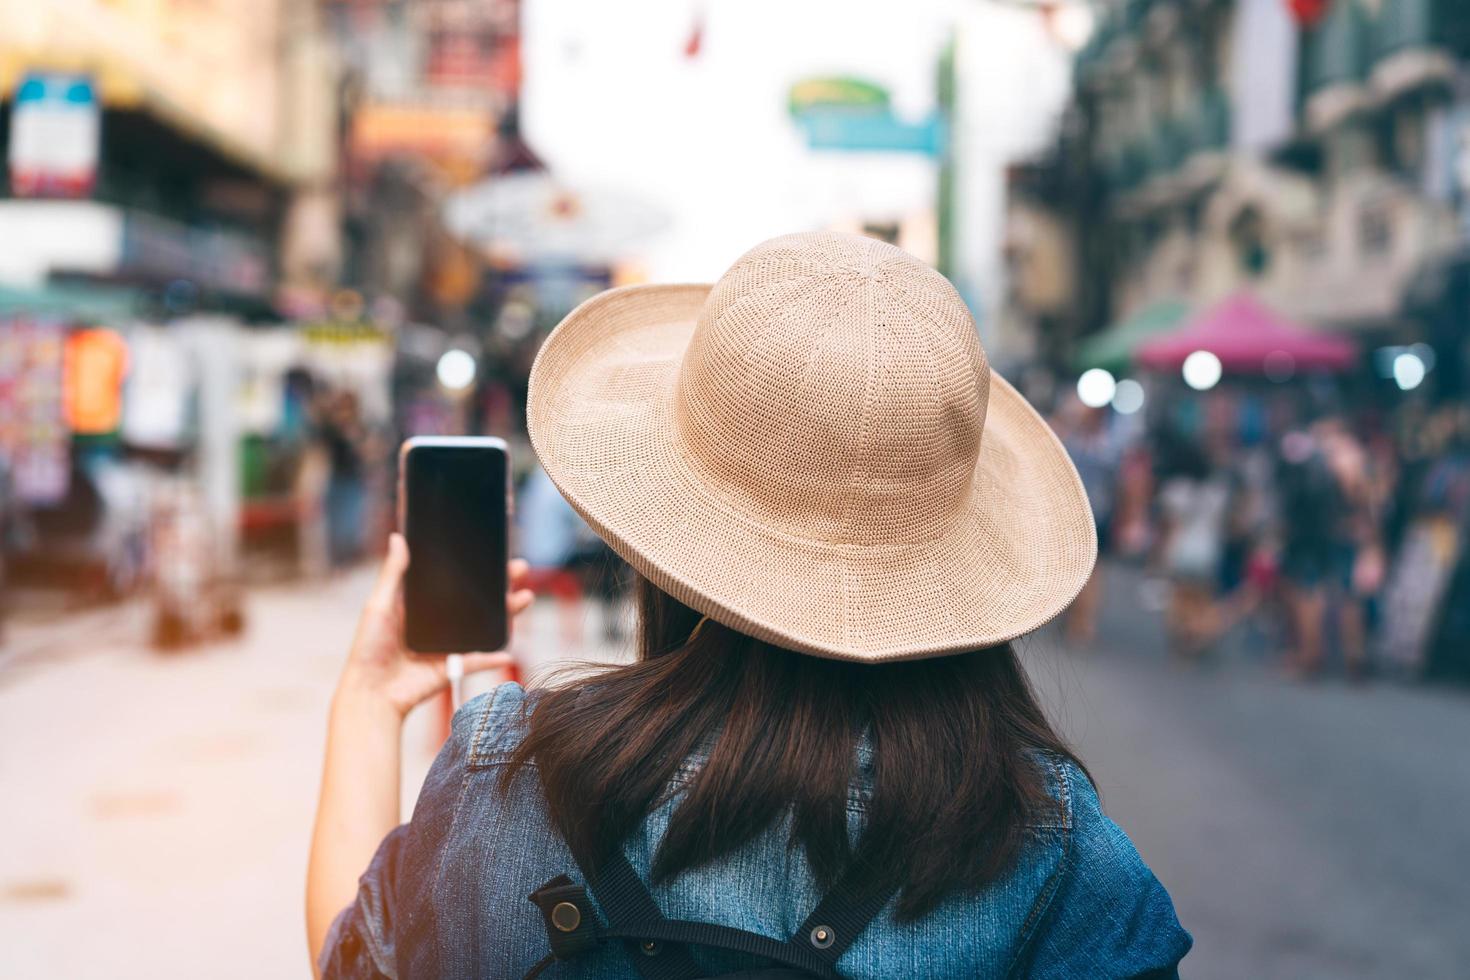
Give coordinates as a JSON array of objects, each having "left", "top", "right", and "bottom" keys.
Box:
[{"left": 305, "top": 534, "right": 532, "bottom": 976}]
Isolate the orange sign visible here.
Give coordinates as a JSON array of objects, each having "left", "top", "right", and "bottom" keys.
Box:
[
  {"left": 350, "top": 103, "right": 496, "bottom": 185},
  {"left": 63, "top": 327, "right": 130, "bottom": 433}
]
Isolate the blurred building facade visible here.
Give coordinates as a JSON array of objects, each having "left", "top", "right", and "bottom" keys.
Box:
[
  {"left": 323, "top": 0, "right": 527, "bottom": 328},
  {"left": 0, "top": 2, "right": 372, "bottom": 635},
  {"left": 0, "top": 0, "right": 340, "bottom": 306},
  {"left": 1007, "top": 0, "right": 1470, "bottom": 398}
]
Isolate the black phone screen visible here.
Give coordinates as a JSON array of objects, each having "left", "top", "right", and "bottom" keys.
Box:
[{"left": 402, "top": 439, "right": 508, "bottom": 653}]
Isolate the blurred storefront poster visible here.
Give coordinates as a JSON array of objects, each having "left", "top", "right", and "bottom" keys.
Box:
[
  {"left": 1379, "top": 516, "right": 1461, "bottom": 674},
  {"left": 121, "top": 327, "right": 192, "bottom": 451},
  {"left": 0, "top": 319, "right": 69, "bottom": 504},
  {"left": 7, "top": 73, "right": 100, "bottom": 198}
]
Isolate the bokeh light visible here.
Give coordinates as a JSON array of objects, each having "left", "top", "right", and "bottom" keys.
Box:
[
  {"left": 436, "top": 348, "right": 477, "bottom": 391},
  {"left": 1111, "top": 378, "right": 1145, "bottom": 415},
  {"left": 1076, "top": 368, "right": 1116, "bottom": 408},
  {"left": 1182, "top": 350, "right": 1222, "bottom": 391},
  {"left": 1393, "top": 351, "right": 1426, "bottom": 391}
]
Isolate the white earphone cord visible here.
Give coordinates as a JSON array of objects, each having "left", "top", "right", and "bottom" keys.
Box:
[{"left": 446, "top": 653, "right": 465, "bottom": 710}]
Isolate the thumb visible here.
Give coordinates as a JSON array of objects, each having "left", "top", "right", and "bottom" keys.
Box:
[{"left": 368, "top": 533, "right": 409, "bottom": 612}]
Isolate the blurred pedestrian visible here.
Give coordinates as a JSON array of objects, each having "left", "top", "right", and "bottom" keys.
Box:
[
  {"left": 320, "top": 391, "right": 369, "bottom": 568},
  {"left": 294, "top": 434, "right": 332, "bottom": 580},
  {"left": 1320, "top": 419, "right": 1385, "bottom": 679},
  {"left": 308, "top": 233, "right": 1190, "bottom": 979},
  {"left": 1157, "top": 444, "right": 1230, "bottom": 658},
  {"left": 516, "top": 462, "right": 591, "bottom": 649},
  {"left": 1210, "top": 439, "right": 1281, "bottom": 647},
  {"left": 286, "top": 370, "right": 331, "bottom": 580},
  {"left": 1113, "top": 440, "right": 1157, "bottom": 560},
  {"left": 1276, "top": 425, "right": 1339, "bottom": 676},
  {"left": 1057, "top": 398, "right": 1123, "bottom": 645}
]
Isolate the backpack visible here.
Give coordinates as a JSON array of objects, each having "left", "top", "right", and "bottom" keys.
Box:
[{"left": 524, "top": 848, "right": 894, "bottom": 979}]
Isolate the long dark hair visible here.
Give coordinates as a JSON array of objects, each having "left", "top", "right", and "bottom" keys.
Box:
[{"left": 503, "top": 574, "right": 1086, "bottom": 921}]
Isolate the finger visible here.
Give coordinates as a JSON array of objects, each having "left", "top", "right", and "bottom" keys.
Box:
[
  {"left": 369, "top": 533, "right": 409, "bottom": 612},
  {"left": 507, "top": 588, "right": 535, "bottom": 618},
  {"left": 460, "top": 651, "right": 515, "bottom": 674},
  {"left": 508, "top": 558, "right": 530, "bottom": 590}
]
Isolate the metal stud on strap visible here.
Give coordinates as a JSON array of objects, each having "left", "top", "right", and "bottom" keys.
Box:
[
  {"left": 809, "top": 925, "right": 835, "bottom": 949},
  {"left": 551, "top": 901, "right": 582, "bottom": 933}
]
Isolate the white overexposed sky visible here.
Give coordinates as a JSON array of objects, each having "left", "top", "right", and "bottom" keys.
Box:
[{"left": 522, "top": 0, "right": 1071, "bottom": 350}]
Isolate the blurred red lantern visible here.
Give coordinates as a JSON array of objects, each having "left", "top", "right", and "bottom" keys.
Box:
[
  {"left": 684, "top": 13, "right": 704, "bottom": 59},
  {"left": 1286, "top": 0, "right": 1331, "bottom": 26}
]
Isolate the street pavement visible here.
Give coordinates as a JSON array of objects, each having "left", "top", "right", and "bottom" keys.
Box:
[
  {"left": 1027, "top": 566, "right": 1470, "bottom": 979},
  {"left": 1, "top": 563, "right": 1466, "bottom": 978}
]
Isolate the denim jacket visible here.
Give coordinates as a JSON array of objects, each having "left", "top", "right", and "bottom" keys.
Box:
[{"left": 321, "top": 683, "right": 1191, "bottom": 979}]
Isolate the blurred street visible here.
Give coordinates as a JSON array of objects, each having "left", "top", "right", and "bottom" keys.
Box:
[
  {"left": 0, "top": 570, "right": 614, "bottom": 979},
  {"left": 2, "top": 0, "right": 1470, "bottom": 975},
  {"left": 1031, "top": 564, "right": 1470, "bottom": 980},
  {"left": 1, "top": 565, "right": 1466, "bottom": 979}
]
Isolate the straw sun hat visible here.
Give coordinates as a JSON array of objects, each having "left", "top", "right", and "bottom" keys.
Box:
[{"left": 527, "top": 231, "right": 1095, "bottom": 662}]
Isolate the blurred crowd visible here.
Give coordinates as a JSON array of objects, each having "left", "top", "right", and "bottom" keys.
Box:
[{"left": 1055, "top": 389, "right": 1470, "bottom": 683}]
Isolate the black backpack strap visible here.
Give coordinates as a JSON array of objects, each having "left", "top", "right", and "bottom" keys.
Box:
[
  {"left": 528, "top": 849, "right": 897, "bottom": 980},
  {"left": 589, "top": 849, "right": 705, "bottom": 980},
  {"left": 591, "top": 850, "right": 895, "bottom": 979},
  {"left": 525, "top": 863, "right": 703, "bottom": 980},
  {"left": 793, "top": 861, "right": 896, "bottom": 968},
  {"left": 596, "top": 917, "right": 843, "bottom": 977}
]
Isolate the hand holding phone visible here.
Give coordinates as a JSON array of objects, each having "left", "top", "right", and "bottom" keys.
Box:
[{"left": 337, "top": 535, "right": 528, "bottom": 719}]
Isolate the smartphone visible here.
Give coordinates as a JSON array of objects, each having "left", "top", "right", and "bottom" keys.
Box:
[{"left": 399, "top": 436, "right": 510, "bottom": 654}]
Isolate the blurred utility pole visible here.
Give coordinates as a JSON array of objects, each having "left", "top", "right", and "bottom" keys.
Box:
[{"left": 937, "top": 34, "right": 957, "bottom": 280}]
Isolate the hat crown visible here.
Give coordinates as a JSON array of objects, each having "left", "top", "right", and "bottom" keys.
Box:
[{"left": 674, "top": 232, "right": 988, "bottom": 546}]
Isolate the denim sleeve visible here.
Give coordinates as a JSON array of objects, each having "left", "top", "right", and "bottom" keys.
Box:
[
  {"left": 1017, "top": 765, "right": 1192, "bottom": 980},
  {"left": 319, "top": 688, "right": 508, "bottom": 980}
]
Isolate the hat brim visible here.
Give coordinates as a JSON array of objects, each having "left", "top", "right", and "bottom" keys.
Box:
[{"left": 527, "top": 283, "right": 1097, "bottom": 662}]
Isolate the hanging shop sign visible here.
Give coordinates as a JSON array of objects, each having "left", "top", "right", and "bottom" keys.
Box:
[
  {"left": 299, "top": 320, "right": 389, "bottom": 345},
  {"left": 787, "top": 76, "right": 944, "bottom": 157},
  {"left": 349, "top": 102, "right": 496, "bottom": 187},
  {"left": 787, "top": 77, "right": 891, "bottom": 118},
  {"left": 443, "top": 172, "right": 667, "bottom": 264},
  {"left": 7, "top": 73, "right": 101, "bottom": 199}
]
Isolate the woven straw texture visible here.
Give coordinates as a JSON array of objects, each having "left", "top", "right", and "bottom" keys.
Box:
[{"left": 527, "top": 232, "right": 1096, "bottom": 662}]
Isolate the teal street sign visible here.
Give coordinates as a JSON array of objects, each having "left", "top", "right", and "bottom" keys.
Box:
[{"left": 794, "top": 108, "right": 947, "bottom": 158}]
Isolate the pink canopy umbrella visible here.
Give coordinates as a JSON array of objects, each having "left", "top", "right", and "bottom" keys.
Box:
[{"left": 1136, "top": 292, "right": 1357, "bottom": 373}]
